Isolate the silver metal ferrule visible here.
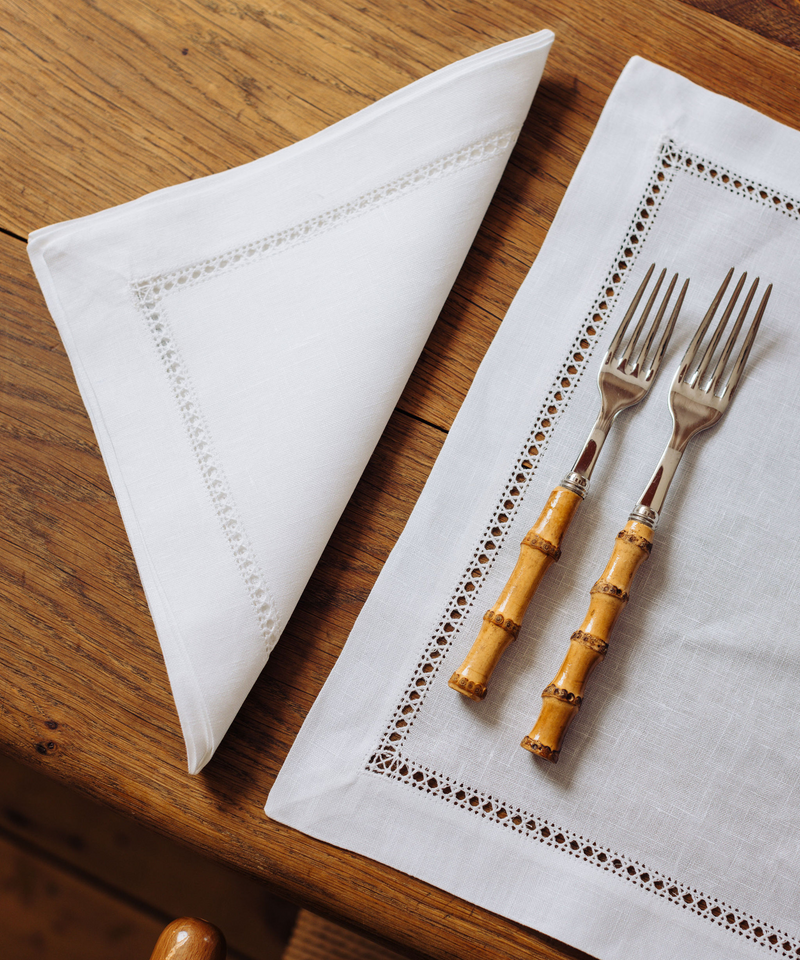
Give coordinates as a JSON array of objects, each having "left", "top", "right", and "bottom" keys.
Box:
[
  {"left": 628, "top": 503, "right": 659, "bottom": 529},
  {"left": 560, "top": 472, "right": 589, "bottom": 499}
]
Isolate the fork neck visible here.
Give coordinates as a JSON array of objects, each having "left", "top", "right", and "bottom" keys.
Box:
[
  {"left": 560, "top": 409, "right": 617, "bottom": 498},
  {"left": 629, "top": 443, "right": 684, "bottom": 528}
]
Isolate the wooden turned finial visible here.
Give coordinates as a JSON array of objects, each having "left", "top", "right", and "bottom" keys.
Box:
[
  {"left": 522, "top": 520, "right": 654, "bottom": 762},
  {"left": 148, "top": 918, "right": 226, "bottom": 960},
  {"left": 449, "top": 486, "right": 582, "bottom": 700}
]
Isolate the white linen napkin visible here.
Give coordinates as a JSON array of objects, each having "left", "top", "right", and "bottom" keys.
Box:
[
  {"left": 27, "top": 31, "right": 555, "bottom": 773},
  {"left": 267, "top": 57, "right": 800, "bottom": 960}
]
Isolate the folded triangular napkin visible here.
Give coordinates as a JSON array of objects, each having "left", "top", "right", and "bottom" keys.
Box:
[{"left": 28, "top": 30, "right": 554, "bottom": 772}]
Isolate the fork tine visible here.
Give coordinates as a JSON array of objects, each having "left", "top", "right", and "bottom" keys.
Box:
[
  {"left": 633, "top": 271, "right": 675, "bottom": 369},
  {"left": 635, "top": 272, "right": 679, "bottom": 371},
  {"left": 677, "top": 267, "right": 734, "bottom": 382},
  {"left": 693, "top": 272, "right": 747, "bottom": 385},
  {"left": 648, "top": 276, "right": 689, "bottom": 376},
  {"left": 606, "top": 263, "right": 655, "bottom": 359},
  {"left": 720, "top": 282, "right": 771, "bottom": 401},
  {"left": 620, "top": 267, "right": 666, "bottom": 365},
  {"left": 707, "top": 277, "right": 759, "bottom": 393}
]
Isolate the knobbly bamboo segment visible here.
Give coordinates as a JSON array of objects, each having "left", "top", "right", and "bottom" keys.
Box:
[
  {"left": 521, "top": 519, "right": 654, "bottom": 762},
  {"left": 449, "top": 486, "right": 582, "bottom": 701}
]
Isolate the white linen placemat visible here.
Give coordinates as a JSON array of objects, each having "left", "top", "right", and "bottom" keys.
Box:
[
  {"left": 267, "top": 57, "right": 800, "bottom": 960},
  {"left": 26, "top": 31, "right": 554, "bottom": 773}
]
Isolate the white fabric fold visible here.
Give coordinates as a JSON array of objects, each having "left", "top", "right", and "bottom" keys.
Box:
[
  {"left": 27, "top": 31, "right": 555, "bottom": 773},
  {"left": 267, "top": 57, "right": 800, "bottom": 960}
]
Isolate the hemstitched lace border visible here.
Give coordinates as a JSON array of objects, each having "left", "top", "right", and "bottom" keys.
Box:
[
  {"left": 366, "top": 138, "right": 800, "bottom": 955},
  {"left": 129, "top": 126, "right": 518, "bottom": 654}
]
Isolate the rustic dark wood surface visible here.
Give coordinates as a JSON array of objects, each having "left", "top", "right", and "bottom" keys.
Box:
[
  {"left": 0, "top": 752, "right": 295, "bottom": 960},
  {"left": 679, "top": 0, "right": 800, "bottom": 49},
  {"left": 2, "top": 1, "right": 799, "bottom": 958}
]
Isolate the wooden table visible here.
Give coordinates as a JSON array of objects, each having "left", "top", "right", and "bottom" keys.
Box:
[{"left": 2, "top": 1, "right": 799, "bottom": 958}]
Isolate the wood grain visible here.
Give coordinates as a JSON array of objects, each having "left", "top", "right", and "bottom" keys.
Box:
[
  {"left": 283, "top": 911, "right": 406, "bottom": 960},
  {"left": 1, "top": 2, "right": 799, "bottom": 960},
  {"left": 0, "top": 830, "right": 164, "bottom": 960},
  {"left": 680, "top": 0, "right": 800, "bottom": 49},
  {"left": 148, "top": 919, "right": 226, "bottom": 960},
  {"left": 0, "top": 753, "right": 294, "bottom": 960}
]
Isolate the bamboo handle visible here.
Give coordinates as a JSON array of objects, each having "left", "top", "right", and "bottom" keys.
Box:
[
  {"left": 521, "top": 519, "right": 654, "bottom": 762},
  {"left": 449, "top": 486, "right": 582, "bottom": 701}
]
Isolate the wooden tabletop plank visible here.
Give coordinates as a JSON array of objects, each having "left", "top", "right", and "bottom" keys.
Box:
[
  {"left": 0, "top": 0, "right": 509, "bottom": 235},
  {"left": 679, "top": 0, "right": 800, "bottom": 50},
  {"left": 2, "top": 1, "right": 800, "bottom": 959}
]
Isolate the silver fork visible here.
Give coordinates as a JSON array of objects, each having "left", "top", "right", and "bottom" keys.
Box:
[
  {"left": 522, "top": 268, "right": 772, "bottom": 763},
  {"left": 449, "top": 265, "right": 688, "bottom": 703},
  {"left": 561, "top": 264, "right": 688, "bottom": 500}
]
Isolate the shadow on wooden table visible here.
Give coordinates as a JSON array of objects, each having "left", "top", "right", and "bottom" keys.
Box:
[{"left": 0, "top": 753, "right": 296, "bottom": 960}]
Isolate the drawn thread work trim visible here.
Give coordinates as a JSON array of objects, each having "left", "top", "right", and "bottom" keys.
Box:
[
  {"left": 130, "top": 127, "right": 519, "bottom": 654},
  {"left": 366, "top": 138, "right": 800, "bottom": 955}
]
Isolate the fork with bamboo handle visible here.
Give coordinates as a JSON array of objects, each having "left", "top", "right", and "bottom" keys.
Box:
[
  {"left": 449, "top": 265, "right": 688, "bottom": 701},
  {"left": 522, "top": 268, "right": 772, "bottom": 762}
]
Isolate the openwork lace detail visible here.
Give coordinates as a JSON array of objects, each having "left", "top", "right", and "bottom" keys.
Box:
[
  {"left": 131, "top": 292, "right": 281, "bottom": 650},
  {"left": 133, "top": 128, "right": 517, "bottom": 298},
  {"left": 367, "top": 137, "right": 679, "bottom": 758},
  {"left": 130, "top": 127, "right": 517, "bottom": 652},
  {"left": 366, "top": 138, "right": 800, "bottom": 955},
  {"left": 674, "top": 146, "right": 800, "bottom": 220},
  {"left": 366, "top": 752, "right": 797, "bottom": 954}
]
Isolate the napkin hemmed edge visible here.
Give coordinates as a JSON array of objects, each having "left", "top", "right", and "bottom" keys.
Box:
[{"left": 26, "top": 30, "right": 555, "bottom": 244}]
